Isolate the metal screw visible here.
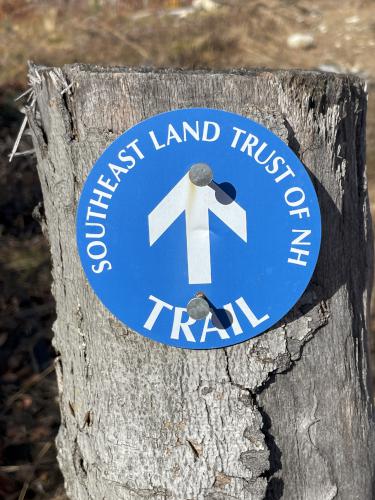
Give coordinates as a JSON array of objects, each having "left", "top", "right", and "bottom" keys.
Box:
[
  {"left": 189, "top": 163, "right": 213, "bottom": 187},
  {"left": 187, "top": 293, "right": 210, "bottom": 320}
]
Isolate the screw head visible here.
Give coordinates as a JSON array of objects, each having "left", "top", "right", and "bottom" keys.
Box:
[
  {"left": 189, "top": 163, "right": 213, "bottom": 187},
  {"left": 187, "top": 296, "right": 210, "bottom": 320}
]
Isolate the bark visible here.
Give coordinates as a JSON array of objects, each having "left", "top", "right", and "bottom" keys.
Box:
[{"left": 28, "top": 65, "right": 375, "bottom": 500}]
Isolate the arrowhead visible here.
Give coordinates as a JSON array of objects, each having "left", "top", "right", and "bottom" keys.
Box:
[
  {"left": 148, "top": 173, "right": 247, "bottom": 284},
  {"left": 207, "top": 184, "right": 247, "bottom": 243},
  {"left": 148, "top": 175, "right": 188, "bottom": 246}
]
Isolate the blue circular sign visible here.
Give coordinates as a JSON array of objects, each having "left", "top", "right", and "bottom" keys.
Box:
[{"left": 76, "top": 108, "right": 321, "bottom": 349}]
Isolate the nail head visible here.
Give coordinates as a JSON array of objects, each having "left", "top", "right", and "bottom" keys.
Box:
[
  {"left": 189, "top": 163, "right": 213, "bottom": 187},
  {"left": 187, "top": 296, "right": 210, "bottom": 320}
]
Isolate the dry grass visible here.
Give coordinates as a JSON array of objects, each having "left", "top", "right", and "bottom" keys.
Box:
[{"left": 0, "top": 1, "right": 374, "bottom": 84}]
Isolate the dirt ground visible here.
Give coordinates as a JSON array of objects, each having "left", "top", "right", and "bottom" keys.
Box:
[{"left": 0, "top": 0, "right": 374, "bottom": 498}]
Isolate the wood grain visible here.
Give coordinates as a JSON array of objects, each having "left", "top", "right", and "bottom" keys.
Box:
[{"left": 28, "top": 65, "right": 374, "bottom": 499}]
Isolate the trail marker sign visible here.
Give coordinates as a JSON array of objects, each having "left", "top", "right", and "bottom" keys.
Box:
[{"left": 76, "top": 108, "right": 321, "bottom": 349}]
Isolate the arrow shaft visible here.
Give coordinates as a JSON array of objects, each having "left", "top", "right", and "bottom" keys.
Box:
[
  {"left": 185, "top": 191, "right": 212, "bottom": 284},
  {"left": 148, "top": 173, "right": 247, "bottom": 285}
]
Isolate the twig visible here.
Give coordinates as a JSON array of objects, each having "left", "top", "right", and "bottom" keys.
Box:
[
  {"left": 17, "top": 442, "right": 52, "bottom": 500},
  {"left": 28, "top": 64, "right": 42, "bottom": 86},
  {"left": 0, "top": 462, "right": 56, "bottom": 473},
  {"left": 8, "top": 149, "right": 35, "bottom": 158},
  {"left": 9, "top": 93, "right": 36, "bottom": 163},
  {"left": 48, "top": 68, "right": 74, "bottom": 95},
  {"left": 61, "top": 82, "right": 74, "bottom": 95},
  {"left": 5, "top": 364, "right": 55, "bottom": 408},
  {"left": 0, "top": 465, "right": 33, "bottom": 473},
  {"left": 14, "top": 88, "right": 33, "bottom": 102},
  {"left": 9, "top": 115, "right": 28, "bottom": 163},
  {"left": 18, "top": 481, "right": 29, "bottom": 500},
  {"left": 35, "top": 442, "right": 52, "bottom": 463}
]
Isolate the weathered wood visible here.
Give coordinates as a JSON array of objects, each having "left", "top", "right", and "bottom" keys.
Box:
[{"left": 28, "top": 65, "right": 374, "bottom": 499}]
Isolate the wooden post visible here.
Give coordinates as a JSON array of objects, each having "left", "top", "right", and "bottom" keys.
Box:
[{"left": 28, "top": 65, "right": 374, "bottom": 500}]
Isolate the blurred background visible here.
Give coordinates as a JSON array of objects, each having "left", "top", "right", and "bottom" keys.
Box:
[{"left": 0, "top": 0, "right": 374, "bottom": 498}]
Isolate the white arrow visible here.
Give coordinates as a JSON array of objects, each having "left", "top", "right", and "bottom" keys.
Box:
[{"left": 148, "top": 174, "right": 247, "bottom": 284}]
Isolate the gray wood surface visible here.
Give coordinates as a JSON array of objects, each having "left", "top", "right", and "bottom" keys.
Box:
[{"left": 28, "top": 65, "right": 375, "bottom": 499}]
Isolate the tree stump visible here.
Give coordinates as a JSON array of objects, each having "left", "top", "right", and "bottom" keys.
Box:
[{"left": 28, "top": 65, "right": 375, "bottom": 500}]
